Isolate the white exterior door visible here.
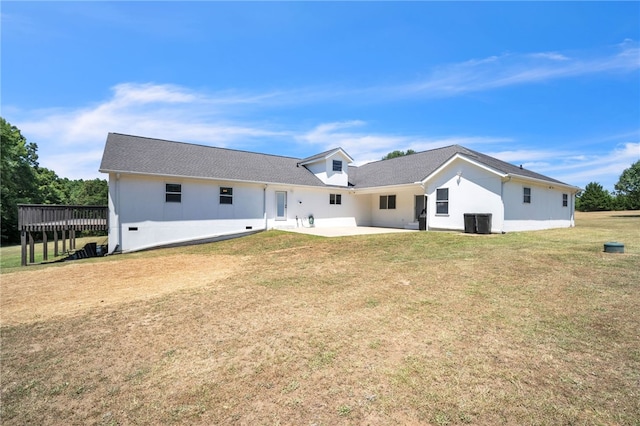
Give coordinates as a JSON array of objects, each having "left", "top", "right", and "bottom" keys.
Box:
[{"left": 276, "top": 191, "right": 287, "bottom": 220}]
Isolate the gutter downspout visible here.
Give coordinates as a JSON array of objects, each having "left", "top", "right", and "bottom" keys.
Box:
[
  {"left": 263, "top": 184, "right": 268, "bottom": 230},
  {"left": 114, "top": 173, "right": 122, "bottom": 254},
  {"left": 500, "top": 176, "right": 511, "bottom": 234},
  {"left": 571, "top": 190, "right": 576, "bottom": 227}
]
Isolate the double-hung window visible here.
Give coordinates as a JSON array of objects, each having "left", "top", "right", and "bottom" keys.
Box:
[
  {"left": 523, "top": 187, "right": 532, "bottom": 204},
  {"left": 332, "top": 160, "right": 342, "bottom": 172},
  {"left": 165, "top": 183, "right": 182, "bottom": 203},
  {"left": 379, "top": 195, "right": 396, "bottom": 210},
  {"left": 220, "top": 187, "right": 233, "bottom": 205},
  {"left": 330, "top": 194, "right": 342, "bottom": 205},
  {"left": 436, "top": 188, "right": 449, "bottom": 215},
  {"left": 562, "top": 193, "right": 568, "bottom": 207}
]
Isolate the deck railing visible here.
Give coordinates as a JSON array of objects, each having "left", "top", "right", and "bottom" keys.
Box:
[
  {"left": 18, "top": 204, "right": 109, "bottom": 266},
  {"left": 18, "top": 204, "right": 108, "bottom": 231}
]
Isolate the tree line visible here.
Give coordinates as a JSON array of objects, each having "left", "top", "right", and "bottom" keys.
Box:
[
  {"left": 1, "top": 117, "right": 108, "bottom": 245},
  {"left": 576, "top": 169, "right": 640, "bottom": 212}
]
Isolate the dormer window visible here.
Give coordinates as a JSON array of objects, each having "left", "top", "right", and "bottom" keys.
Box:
[{"left": 298, "top": 148, "right": 353, "bottom": 187}]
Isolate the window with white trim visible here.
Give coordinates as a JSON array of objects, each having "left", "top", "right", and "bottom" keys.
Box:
[
  {"left": 220, "top": 187, "right": 233, "bottom": 204},
  {"left": 379, "top": 195, "right": 396, "bottom": 210},
  {"left": 523, "top": 187, "right": 532, "bottom": 204},
  {"left": 330, "top": 194, "right": 342, "bottom": 205},
  {"left": 332, "top": 160, "right": 342, "bottom": 172},
  {"left": 436, "top": 188, "right": 449, "bottom": 215},
  {"left": 165, "top": 183, "right": 182, "bottom": 203},
  {"left": 562, "top": 193, "right": 568, "bottom": 207}
]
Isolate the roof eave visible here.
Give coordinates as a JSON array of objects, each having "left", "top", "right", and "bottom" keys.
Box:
[
  {"left": 299, "top": 148, "right": 355, "bottom": 166},
  {"left": 352, "top": 182, "right": 423, "bottom": 194},
  {"left": 419, "top": 153, "right": 507, "bottom": 184},
  {"left": 506, "top": 173, "right": 581, "bottom": 192},
  {"left": 99, "top": 169, "right": 327, "bottom": 188}
]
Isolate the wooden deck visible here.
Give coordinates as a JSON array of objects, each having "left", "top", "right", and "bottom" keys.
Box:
[{"left": 18, "top": 204, "right": 108, "bottom": 266}]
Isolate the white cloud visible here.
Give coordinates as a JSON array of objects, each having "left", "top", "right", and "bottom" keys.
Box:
[
  {"left": 529, "top": 52, "right": 570, "bottom": 61},
  {"left": 110, "top": 83, "right": 199, "bottom": 105},
  {"left": 17, "top": 83, "right": 288, "bottom": 148},
  {"left": 12, "top": 83, "right": 293, "bottom": 180},
  {"left": 489, "top": 141, "right": 640, "bottom": 191},
  {"left": 398, "top": 41, "right": 639, "bottom": 98},
  {"left": 42, "top": 150, "right": 105, "bottom": 181},
  {"left": 487, "top": 149, "right": 571, "bottom": 163}
]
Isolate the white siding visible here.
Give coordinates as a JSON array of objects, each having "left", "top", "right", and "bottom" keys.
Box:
[
  {"left": 108, "top": 174, "right": 266, "bottom": 253},
  {"left": 426, "top": 159, "right": 504, "bottom": 232},
  {"left": 369, "top": 187, "right": 422, "bottom": 229},
  {"left": 502, "top": 179, "right": 574, "bottom": 232},
  {"left": 265, "top": 186, "right": 370, "bottom": 229},
  {"left": 304, "top": 152, "right": 350, "bottom": 187}
]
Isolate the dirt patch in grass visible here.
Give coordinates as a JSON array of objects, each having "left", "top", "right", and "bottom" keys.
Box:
[{"left": 1, "top": 254, "right": 245, "bottom": 325}]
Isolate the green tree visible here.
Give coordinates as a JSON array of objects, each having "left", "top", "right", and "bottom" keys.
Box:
[
  {"left": 1, "top": 117, "right": 109, "bottom": 245},
  {"left": 1, "top": 118, "right": 40, "bottom": 244},
  {"left": 382, "top": 149, "right": 416, "bottom": 160},
  {"left": 69, "top": 179, "right": 108, "bottom": 205},
  {"left": 614, "top": 160, "right": 640, "bottom": 210},
  {"left": 35, "top": 167, "right": 68, "bottom": 205},
  {"left": 576, "top": 182, "right": 613, "bottom": 212}
]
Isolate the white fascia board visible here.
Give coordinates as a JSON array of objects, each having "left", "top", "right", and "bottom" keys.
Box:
[
  {"left": 419, "top": 153, "right": 507, "bottom": 184},
  {"left": 298, "top": 148, "right": 354, "bottom": 166},
  {"left": 98, "top": 169, "right": 325, "bottom": 189},
  {"left": 507, "top": 173, "right": 581, "bottom": 192}
]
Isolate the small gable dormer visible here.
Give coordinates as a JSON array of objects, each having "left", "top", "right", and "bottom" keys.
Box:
[{"left": 299, "top": 148, "right": 354, "bottom": 187}]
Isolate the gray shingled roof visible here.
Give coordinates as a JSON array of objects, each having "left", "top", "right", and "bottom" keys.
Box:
[
  {"left": 99, "top": 133, "right": 326, "bottom": 187},
  {"left": 350, "top": 145, "right": 570, "bottom": 188},
  {"left": 100, "top": 133, "right": 571, "bottom": 189}
]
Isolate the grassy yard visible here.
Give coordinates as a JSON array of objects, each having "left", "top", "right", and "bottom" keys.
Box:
[
  {"left": 1, "top": 212, "right": 639, "bottom": 425},
  {"left": 0, "top": 235, "right": 109, "bottom": 273}
]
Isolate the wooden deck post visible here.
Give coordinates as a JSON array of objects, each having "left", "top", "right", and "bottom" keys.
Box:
[
  {"left": 42, "top": 231, "right": 48, "bottom": 261},
  {"left": 21, "top": 230, "right": 27, "bottom": 266},
  {"left": 17, "top": 204, "right": 108, "bottom": 266},
  {"left": 28, "top": 232, "right": 35, "bottom": 264}
]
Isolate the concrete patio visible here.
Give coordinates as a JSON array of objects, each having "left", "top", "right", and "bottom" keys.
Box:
[{"left": 282, "top": 226, "right": 418, "bottom": 238}]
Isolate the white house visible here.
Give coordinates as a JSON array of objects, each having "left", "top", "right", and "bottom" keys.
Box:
[{"left": 99, "top": 133, "right": 580, "bottom": 253}]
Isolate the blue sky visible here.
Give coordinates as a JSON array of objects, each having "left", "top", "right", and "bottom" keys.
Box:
[{"left": 2, "top": 2, "right": 639, "bottom": 192}]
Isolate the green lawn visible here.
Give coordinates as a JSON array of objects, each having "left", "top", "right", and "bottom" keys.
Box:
[{"left": 0, "top": 235, "right": 108, "bottom": 272}]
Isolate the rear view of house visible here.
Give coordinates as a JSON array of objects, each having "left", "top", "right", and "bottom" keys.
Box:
[{"left": 99, "top": 133, "right": 579, "bottom": 253}]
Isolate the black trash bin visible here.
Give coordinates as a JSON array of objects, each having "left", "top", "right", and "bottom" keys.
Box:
[
  {"left": 476, "top": 214, "right": 492, "bottom": 234},
  {"left": 419, "top": 212, "right": 427, "bottom": 231},
  {"left": 464, "top": 214, "right": 477, "bottom": 233}
]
